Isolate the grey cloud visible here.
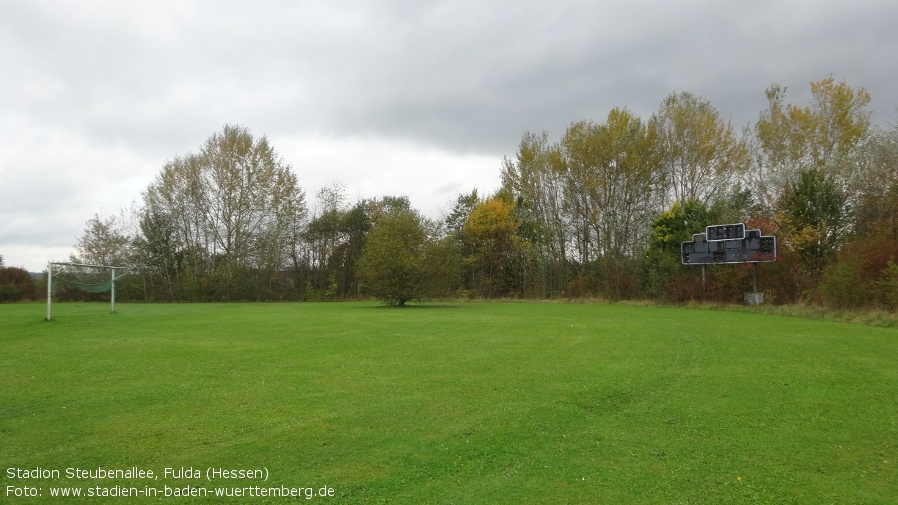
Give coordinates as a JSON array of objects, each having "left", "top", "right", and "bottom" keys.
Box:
[{"left": 2, "top": 0, "right": 898, "bottom": 271}]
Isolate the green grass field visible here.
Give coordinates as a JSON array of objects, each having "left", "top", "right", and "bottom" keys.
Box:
[{"left": 2, "top": 301, "right": 896, "bottom": 504}]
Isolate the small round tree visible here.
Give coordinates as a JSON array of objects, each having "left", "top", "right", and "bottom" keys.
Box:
[{"left": 358, "top": 206, "right": 426, "bottom": 306}]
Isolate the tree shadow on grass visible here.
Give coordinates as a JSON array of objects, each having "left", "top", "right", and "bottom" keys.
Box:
[{"left": 363, "top": 302, "right": 464, "bottom": 310}]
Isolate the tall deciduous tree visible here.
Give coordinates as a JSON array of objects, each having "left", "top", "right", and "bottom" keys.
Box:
[
  {"left": 501, "top": 132, "right": 568, "bottom": 296},
  {"left": 138, "top": 124, "right": 306, "bottom": 300},
  {"left": 753, "top": 78, "right": 871, "bottom": 209},
  {"left": 304, "top": 183, "right": 349, "bottom": 298},
  {"left": 445, "top": 189, "right": 479, "bottom": 237},
  {"left": 463, "top": 196, "right": 524, "bottom": 297},
  {"left": 652, "top": 91, "right": 750, "bottom": 208},
  {"left": 70, "top": 213, "right": 132, "bottom": 267},
  {"left": 563, "top": 110, "right": 661, "bottom": 297},
  {"left": 777, "top": 168, "right": 849, "bottom": 277},
  {"left": 850, "top": 125, "right": 898, "bottom": 237},
  {"left": 421, "top": 221, "right": 463, "bottom": 299},
  {"left": 133, "top": 209, "right": 182, "bottom": 300}
]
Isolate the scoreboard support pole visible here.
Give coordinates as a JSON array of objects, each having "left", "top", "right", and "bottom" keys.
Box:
[
  {"left": 701, "top": 265, "right": 706, "bottom": 299},
  {"left": 752, "top": 262, "right": 758, "bottom": 293}
]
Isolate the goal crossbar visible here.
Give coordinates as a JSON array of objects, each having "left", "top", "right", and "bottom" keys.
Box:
[
  {"left": 50, "top": 262, "right": 129, "bottom": 270},
  {"left": 46, "top": 262, "right": 128, "bottom": 320}
]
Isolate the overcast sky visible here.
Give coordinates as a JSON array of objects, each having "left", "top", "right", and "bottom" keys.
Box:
[{"left": 2, "top": 0, "right": 896, "bottom": 271}]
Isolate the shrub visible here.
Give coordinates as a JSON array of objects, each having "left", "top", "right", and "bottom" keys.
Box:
[
  {"left": 0, "top": 284, "right": 19, "bottom": 303},
  {"left": 882, "top": 261, "right": 898, "bottom": 312},
  {"left": 0, "top": 267, "right": 36, "bottom": 301}
]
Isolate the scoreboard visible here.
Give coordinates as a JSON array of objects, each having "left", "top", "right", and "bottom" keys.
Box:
[{"left": 681, "top": 224, "right": 776, "bottom": 265}]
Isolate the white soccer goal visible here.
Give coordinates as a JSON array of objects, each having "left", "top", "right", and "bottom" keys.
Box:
[{"left": 46, "top": 262, "right": 128, "bottom": 320}]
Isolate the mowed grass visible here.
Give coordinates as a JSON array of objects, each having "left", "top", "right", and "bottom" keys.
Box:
[{"left": 1, "top": 301, "right": 896, "bottom": 504}]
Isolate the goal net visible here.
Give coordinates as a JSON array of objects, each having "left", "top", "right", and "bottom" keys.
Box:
[{"left": 46, "top": 262, "right": 127, "bottom": 320}]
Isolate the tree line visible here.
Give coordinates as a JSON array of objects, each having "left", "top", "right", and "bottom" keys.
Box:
[{"left": 5, "top": 78, "right": 895, "bottom": 310}]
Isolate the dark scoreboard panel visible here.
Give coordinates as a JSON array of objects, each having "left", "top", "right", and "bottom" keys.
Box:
[
  {"left": 681, "top": 226, "right": 776, "bottom": 265},
  {"left": 705, "top": 223, "right": 745, "bottom": 241}
]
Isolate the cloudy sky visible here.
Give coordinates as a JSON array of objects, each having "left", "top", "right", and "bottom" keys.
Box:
[{"left": 2, "top": 0, "right": 896, "bottom": 271}]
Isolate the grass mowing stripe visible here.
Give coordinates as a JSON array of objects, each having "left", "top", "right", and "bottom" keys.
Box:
[{"left": 1, "top": 301, "right": 896, "bottom": 503}]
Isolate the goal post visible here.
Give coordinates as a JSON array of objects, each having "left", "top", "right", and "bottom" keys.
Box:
[{"left": 46, "top": 262, "right": 128, "bottom": 320}]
